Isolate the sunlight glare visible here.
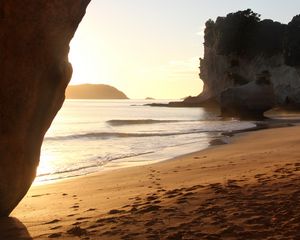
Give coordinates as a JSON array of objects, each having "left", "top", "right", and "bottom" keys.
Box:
[{"left": 35, "top": 150, "right": 56, "bottom": 182}]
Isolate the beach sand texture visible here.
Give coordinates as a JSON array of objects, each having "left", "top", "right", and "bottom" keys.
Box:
[{"left": 3, "top": 125, "right": 300, "bottom": 239}]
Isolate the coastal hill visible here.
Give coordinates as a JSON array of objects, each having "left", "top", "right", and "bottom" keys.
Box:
[{"left": 65, "top": 84, "right": 129, "bottom": 99}]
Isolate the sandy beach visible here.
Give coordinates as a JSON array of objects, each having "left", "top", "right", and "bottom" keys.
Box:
[{"left": 3, "top": 125, "right": 300, "bottom": 239}]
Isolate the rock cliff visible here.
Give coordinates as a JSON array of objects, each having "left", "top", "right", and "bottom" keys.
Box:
[
  {"left": 0, "top": 0, "right": 90, "bottom": 216},
  {"left": 195, "top": 10, "right": 300, "bottom": 117}
]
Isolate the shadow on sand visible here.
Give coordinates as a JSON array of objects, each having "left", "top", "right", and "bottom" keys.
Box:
[{"left": 0, "top": 217, "right": 32, "bottom": 240}]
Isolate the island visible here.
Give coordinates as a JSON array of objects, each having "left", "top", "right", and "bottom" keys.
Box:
[{"left": 65, "top": 84, "right": 129, "bottom": 99}]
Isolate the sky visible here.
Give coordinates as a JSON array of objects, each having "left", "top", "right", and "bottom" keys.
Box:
[{"left": 69, "top": 0, "right": 300, "bottom": 99}]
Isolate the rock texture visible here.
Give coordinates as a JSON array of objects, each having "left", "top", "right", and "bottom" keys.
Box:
[
  {"left": 0, "top": 0, "right": 90, "bottom": 216},
  {"left": 220, "top": 71, "right": 275, "bottom": 119},
  {"left": 66, "top": 84, "right": 129, "bottom": 99},
  {"left": 195, "top": 10, "right": 300, "bottom": 117}
]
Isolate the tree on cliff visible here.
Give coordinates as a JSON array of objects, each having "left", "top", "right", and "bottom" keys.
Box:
[
  {"left": 214, "top": 9, "right": 260, "bottom": 55},
  {"left": 204, "top": 19, "right": 216, "bottom": 48},
  {"left": 285, "top": 15, "right": 300, "bottom": 66},
  {"left": 253, "top": 19, "right": 285, "bottom": 56},
  {"left": 204, "top": 9, "right": 286, "bottom": 58}
]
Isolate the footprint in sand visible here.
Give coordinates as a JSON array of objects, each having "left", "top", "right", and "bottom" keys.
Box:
[
  {"left": 85, "top": 208, "right": 97, "bottom": 212},
  {"left": 186, "top": 185, "right": 204, "bottom": 191},
  {"left": 67, "top": 214, "right": 77, "bottom": 217},
  {"left": 45, "top": 219, "right": 61, "bottom": 225},
  {"left": 31, "top": 193, "right": 49, "bottom": 198},
  {"left": 177, "top": 197, "right": 188, "bottom": 204},
  {"left": 50, "top": 226, "right": 62, "bottom": 230},
  {"left": 76, "top": 217, "right": 91, "bottom": 221},
  {"left": 183, "top": 192, "right": 195, "bottom": 197},
  {"left": 146, "top": 195, "right": 158, "bottom": 201},
  {"left": 108, "top": 209, "right": 126, "bottom": 215},
  {"left": 71, "top": 204, "right": 80, "bottom": 211},
  {"left": 144, "top": 219, "right": 157, "bottom": 227},
  {"left": 137, "top": 205, "right": 161, "bottom": 214},
  {"left": 48, "top": 233, "right": 62, "bottom": 238},
  {"left": 157, "top": 190, "right": 166, "bottom": 194},
  {"left": 67, "top": 226, "right": 88, "bottom": 237}
]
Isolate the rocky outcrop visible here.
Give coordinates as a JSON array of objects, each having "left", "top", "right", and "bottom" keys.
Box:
[
  {"left": 66, "top": 84, "right": 129, "bottom": 99},
  {"left": 197, "top": 10, "right": 300, "bottom": 117},
  {"left": 0, "top": 0, "right": 90, "bottom": 216},
  {"left": 220, "top": 71, "right": 275, "bottom": 119}
]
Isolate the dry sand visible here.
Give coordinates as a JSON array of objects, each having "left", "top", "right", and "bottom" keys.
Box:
[{"left": 2, "top": 125, "right": 300, "bottom": 239}]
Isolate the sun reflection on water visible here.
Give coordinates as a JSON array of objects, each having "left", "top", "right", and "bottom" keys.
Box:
[{"left": 34, "top": 150, "right": 57, "bottom": 184}]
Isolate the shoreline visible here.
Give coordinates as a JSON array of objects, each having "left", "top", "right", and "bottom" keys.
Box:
[
  {"left": 35, "top": 115, "right": 299, "bottom": 186},
  {"left": 4, "top": 124, "right": 300, "bottom": 239}
]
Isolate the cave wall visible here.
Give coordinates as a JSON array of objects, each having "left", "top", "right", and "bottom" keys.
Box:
[{"left": 0, "top": 0, "right": 90, "bottom": 216}]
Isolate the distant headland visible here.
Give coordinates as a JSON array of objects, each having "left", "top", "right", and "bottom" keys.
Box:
[{"left": 65, "top": 84, "right": 129, "bottom": 99}]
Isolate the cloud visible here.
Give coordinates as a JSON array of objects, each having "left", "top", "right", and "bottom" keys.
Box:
[
  {"left": 134, "top": 57, "right": 200, "bottom": 84},
  {"left": 168, "top": 57, "right": 199, "bottom": 73}
]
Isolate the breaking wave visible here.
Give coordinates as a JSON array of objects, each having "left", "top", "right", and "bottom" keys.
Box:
[
  {"left": 106, "top": 119, "right": 196, "bottom": 126},
  {"left": 44, "top": 129, "right": 214, "bottom": 141}
]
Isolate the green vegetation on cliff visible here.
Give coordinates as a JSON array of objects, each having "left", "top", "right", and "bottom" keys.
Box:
[
  {"left": 285, "top": 15, "right": 300, "bottom": 66},
  {"left": 204, "top": 9, "right": 299, "bottom": 65}
]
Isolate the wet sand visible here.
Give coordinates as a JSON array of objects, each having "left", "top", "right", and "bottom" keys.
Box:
[{"left": 3, "top": 125, "right": 300, "bottom": 239}]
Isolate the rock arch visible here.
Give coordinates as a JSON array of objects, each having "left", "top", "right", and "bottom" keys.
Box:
[{"left": 0, "top": 0, "right": 91, "bottom": 216}]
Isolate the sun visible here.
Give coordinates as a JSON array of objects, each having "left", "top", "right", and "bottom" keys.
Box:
[{"left": 68, "top": 28, "right": 116, "bottom": 86}]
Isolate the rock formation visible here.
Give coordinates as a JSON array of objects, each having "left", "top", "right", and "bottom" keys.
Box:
[
  {"left": 220, "top": 71, "right": 275, "bottom": 119},
  {"left": 0, "top": 0, "right": 90, "bottom": 216},
  {"left": 194, "top": 9, "right": 300, "bottom": 118},
  {"left": 66, "top": 84, "right": 129, "bottom": 99}
]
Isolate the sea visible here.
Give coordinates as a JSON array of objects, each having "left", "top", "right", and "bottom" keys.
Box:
[{"left": 36, "top": 99, "right": 256, "bottom": 183}]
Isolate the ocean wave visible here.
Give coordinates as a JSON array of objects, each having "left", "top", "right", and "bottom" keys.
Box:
[
  {"left": 36, "top": 151, "right": 155, "bottom": 178},
  {"left": 106, "top": 119, "right": 194, "bottom": 126},
  {"left": 44, "top": 120, "right": 256, "bottom": 142},
  {"left": 44, "top": 129, "right": 211, "bottom": 141}
]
